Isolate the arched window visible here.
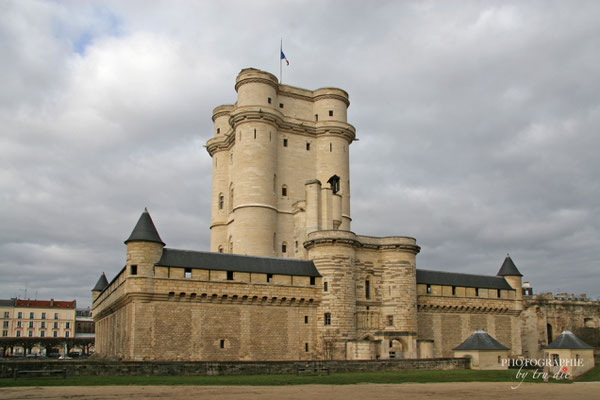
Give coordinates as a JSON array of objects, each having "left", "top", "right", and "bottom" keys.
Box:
[
  {"left": 218, "top": 245, "right": 224, "bottom": 253},
  {"left": 281, "top": 185, "right": 287, "bottom": 197},
  {"left": 218, "top": 193, "right": 224, "bottom": 210},
  {"left": 327, "top": 175, "right": 340, "bottom": 194}
]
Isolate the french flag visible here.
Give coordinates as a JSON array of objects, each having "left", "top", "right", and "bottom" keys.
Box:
[{"left": 281, "top": 50, "right": 289, "bottom": 65}]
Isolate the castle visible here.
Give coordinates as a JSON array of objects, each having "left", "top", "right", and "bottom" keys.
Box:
[{"left": 92, "top": 68, "right": 599, "bottom": 361}]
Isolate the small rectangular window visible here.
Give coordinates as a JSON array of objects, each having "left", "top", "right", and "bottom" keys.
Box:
[
  {"left": 279, "top": 103, "right": 284, "bottom": 108},
  {"left": 310, "top": 276, "right": 315, "bottom": 285},
  {"left": 267, "top": 273, "right": 273, "bottom": 283},
  {"left": 305, "top": 343, "right": 309, "bottom": 352},
  {"left": 53, "top": 331, "right": 58, "bottom": 338},
  {"left": 282, "top": 243, "right": 287, "bottom": 253},
  {"left": 28, "top": 330, "right": 33, "bottom": 337},
  {"left": 41, "top": 313, "right": 46, "bottom": 320},
  {"left": 452, "top": 286, "right": 456, "bottom": 296},
  {"left": 3, "top": 312, "right": 8, "bottom": 318},
  {"left": 497, "top": 289, "right": 501, "bottom": 298},
  {"left": 54, "top": 313, "right": 59, "bottom": 319},
  {"left": 315, "top": 114, "right": 318, "bottom": 121},
  {"left": 29, "top": 312, "right": 34, "bottom": 319},
  {"left": 17, "top": 312, "right": 22, "bottom": 319},
  {"left": 227, "top": 271, "right": 234, "bottom": 280},
  {"left": 53, "top": 322, "right": 58, "bottom": 329},
  {"left": 220, "top": 339, "right": 225, "bottom": 349},
  {"left": 306, "top": 143, "right": 310, "bottom": 150},
  {"left": 216, "top": 128, "right": 220, "bottom": 134},
  {"left": 131, "top": 265, "right": 137, "bottom": 275},
  {"left": 426, "top": 284, "right": 431, "bottom": 294},
  {"left": 365, "top": 280, "right": 370, "bottom": 300},
  {"left": 283, "top": 138, "right": 288, "bottom": 147},
  {"left": 2, "top": 321, "right": 7, "bottom": 328},
  {"left": 184, "top": 268, "right": 192, "bottom": 278},
  {"left": 329, "top": 110, "right": 333, "bottom": 116},
  {"left": 329, "top": 143, "right": 332, "bottom": 152},
  {"left": 268, "top": 97, "right": 272, "bottom": 104},
  {"left": 40, "top": 331, "right": 45, "bottom": 337},
  {"left": 475, "top": 288, "right": 479, "bottom": 296},
  {"left": 65, "top": 331, "right": 69, "bottom": 338},
  {"left": 281, "top": 186, "right": 287, "bottom": 196},
  {"left": 324, "top": 281, "right": 328, "bottom": 292},
  {"left": 324, "top": 313, "right": 331, "bottom": 326},
  {"left": 387, "top": 315, "right": 394, "bottom": 326},
  {"left": 304, "top": 316, "right": 308, "bottom": 324},
  {"left": 2, "top": 330, "right": 8, "bottom": 337}
]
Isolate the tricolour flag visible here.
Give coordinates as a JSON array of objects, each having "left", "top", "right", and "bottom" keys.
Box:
[{"left": 281, "top": 50, "right": 289, "bottom": 65}]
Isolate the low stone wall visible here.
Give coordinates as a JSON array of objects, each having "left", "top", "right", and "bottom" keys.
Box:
[{"left": 0, "top": 358, "right": 467, "bottom": 378}]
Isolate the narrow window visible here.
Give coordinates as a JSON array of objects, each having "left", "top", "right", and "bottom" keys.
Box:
[
  {"left": 279, "top": 103, "right": 284, "bottom": 108},
  {"left": 475, "top": 288, "right": 479, "bottom": 297},
  {"left": 452, "top": 286, "right": 456, "bottom": 296},
  {"left": 130, "top": 265, "right": 138, "bottom": 275},
  {"left": 41, "top": 313, "right": 46, "bottom": 320},
  {"left": 54, "top": 313, "right": 58, "bottom": 319},
  {"left": 304, "top": 316, "right": 308, "bottom": 324},
  {"left": 29, "top": 312, "right": 34, "bottom": 319},
  {"left": 268, "top": 97, "right": 272, "bottom": 104},
  {"left": 324, "top": 281, "right": 328, "bottom": 292},
  {"left": 53, "top": 322, "right": 58, "bottom": 329},
  {"left": 387, "top": 315, "right": 394, "bottom": 326},
  {"left": 310, "top": 276, "right": 316, "bottom": 285},
  {"left": 281, "top": 242, "right": 287, "bottom": 253},
  {"left": 366, "top": 306, "right": 370, "bottom": 310},
  {"left": 218, "top": 245, "right": 224, "bottom": 253},
  {"left": 267, "top": 273, "right": 273, "bottom": 283},
  {"left": 239, "top": 131, "right": 242, "bottom": 141},
  {"left": 227, "top": 271, "right": 234, "bottom": 281},
  {"left": 218, "top": 193, "right": 224, "bottom": 210},
  {"left": 17, "top": 312, "right": 22, "bottom": 319},
  {"left": 426, "top": 284, "right": 431, "bottom": 294},
  {"left": 365, "top": 279, "right": 371, "bottom": 299},
  {"left": 254, "top": 129, "right": 257, "bottom": 139},
  {"left": 65, "top": 322, "right": 70, "bottom": 329},
  {"left": 498, "top": 355, "right": 502, "bottom": 363},
  {"left": 315, "top": 114, "right": 318, "bottom": 121},
  {"left": 324, "top": 313, "right": 331, "bottom": 326},
  {"left": 295, "top": 240, "right": 298, "bottom": 252},
  {"left": 329, "top": 110, "right": 333, "bottom": 116},
  {"left": 220, "top": 339, "right": 225, "bottom": 349},
  {"left": 330, "top": 142, "right": 332, "bottom": 152},
  {"left": 327, "top": 175, "right": 340, "bottom": 194},
  {"left": 306, "top": 142, "right": 310, "bottom": 150},
  {"left": 305, "top": 343, "right": 309, "bottom": 352},
  {"left": 53, "top": 331, "right": 57, "bottom": 338},
  {"left": 281, "top": 185, "right": 287, "bottom": 196},
  {"left": 217, "top": 128, "right": 220, "bottom": 134},
  {"left": 184, "top": 268, "right": 192, "bottom": 279},
  {"left": 283, "top": 138, "right": 288, "bottom": 147},
  {"left": 497, "top": 289, "right": 501, "bottom": 298}
]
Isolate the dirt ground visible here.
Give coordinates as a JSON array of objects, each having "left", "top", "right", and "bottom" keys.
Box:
[{"left": 1, "top": 382, "right": 599, "bottom": 400}]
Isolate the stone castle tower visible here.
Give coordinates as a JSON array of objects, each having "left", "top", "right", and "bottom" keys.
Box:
[
  {"left": 206, "top": 68, "right": 355, "bottom": 258},
  {"left": 206, "top": 68, "right": 421, "bottom": 359}
]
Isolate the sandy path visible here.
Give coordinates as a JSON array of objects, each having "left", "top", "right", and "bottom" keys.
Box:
[{"left": 1, "top": 382, "right": 599, "bottom": 400}]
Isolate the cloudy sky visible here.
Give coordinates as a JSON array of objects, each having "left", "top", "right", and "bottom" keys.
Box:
[{"left": 1, "top": 0, "right": 599, "bottom": 307}]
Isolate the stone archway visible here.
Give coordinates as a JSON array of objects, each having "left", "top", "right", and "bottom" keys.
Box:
[{"left": 389, "top": 338, "right": 405, "bottom": 359}]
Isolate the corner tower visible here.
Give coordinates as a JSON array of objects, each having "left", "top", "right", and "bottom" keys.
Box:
[{"left": 206, "top": 68, "right": 355, "bottom": 258}]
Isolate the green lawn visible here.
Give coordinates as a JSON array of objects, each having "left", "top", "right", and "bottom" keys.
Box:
[
  {"left": 576, "top": 365, "right": 600, "bottom": 382},
  {"left": 0, "top": 368, "right": 576, "bottom": 387}
]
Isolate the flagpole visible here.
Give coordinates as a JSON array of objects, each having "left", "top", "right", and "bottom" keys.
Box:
[{"left": 280, "top": 38, "right": 283, "bottom": 84}]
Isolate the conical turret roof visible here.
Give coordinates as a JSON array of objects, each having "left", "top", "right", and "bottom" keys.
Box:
[
  {"left": 124, "top": 208, "right": 165, "bottom": 246},
  {"left": 92, "top": 273, "right": 109, "bottom": 292},
  {"left": 453, "top": 330, "right": 509, "bottom": 351},
  {"left": 544, "top": 330, "right": 594, "bottom": 350},
  {"left": 496, "top": 254, "right": 522, "bottom": 277}
]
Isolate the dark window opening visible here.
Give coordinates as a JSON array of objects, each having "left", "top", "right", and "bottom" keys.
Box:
[
  {"left": 184, "top": 268, "right": 192, "bottom": 279},
  {"left": 330, "top": 142, "right": 332, "bottom": 152},
  {"left": 365, "top": 279, "right": 370, "bottom": 299},
  {"left": 218, "top": 194, "right": 224, "bottom": 210},
  {"left": 324, "top": 281, "right": 328, "bottom": 292},
  {"left": 306, "top": 142, "right": 310, "bottom": 150},
  {"left": 452, "top": 286, "right": 456, "bottom": 295},
  {"left": 547, "top": 324, "right": 553, "bottom": 344},
  {"left": 310, "top": 276, "right": 316, "bottom": 285},
  {"left": 329, "top": 110, "right": 333, "bottom": 116},
  {"left": 305, "top": 343, "right": 309, "bottom": 352},
  {"left": 283, "top": 138, "right": 288, "bottom": 147},
  {"left": 267, "top": 273, "right": 273, "bottom": 283},
  {"left": 475, "top": 288, "right": 479, "bottom": 296},
  {"left": 254, "top": 129, "right": 256, "bottom": 139},
  {"left": 304, "top": 316, "right": 308, "bottom": 324},
  {"left": 426, "top": 284, "right": 431, "bottom": 294},
  {"left": 130, "top": 265, "right": 138, "bottom": 275},
  {"left": 315, "top": 114, "right": 318, "bottom": 121},
  {"left": 282, "top": 243, "right": 287, "bottom": 253},
  {"left": 220, "top": 339, "right": 225, "bottom": 349},
  {"left": 387, "top": 315, "right": 394, "bottom": 326},
  {"left": 281, "top": 186, "right": 287, "bottom": 196},
  {"left": 327, "top": 175, "right": 340, "bottom": 194},
  {"left": 227, "top": 271, "right": 234, "bottom": 281},
  {"left": 324, "top": 313, "right": 331, "bottom": 326},
  {"left": 279, "top": 103, "right": 284, "bottom": 108},
  {"left": 268, "top": 97, "right": 272, "bottom": 104},
  {"left": 217, "top": 128, "right": 220, "bottom": 134}
]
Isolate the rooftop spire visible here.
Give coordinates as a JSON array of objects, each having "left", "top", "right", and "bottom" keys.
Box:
[
  {"left": 124, "top": 208, "right": 165, "bottom": 246},
  {"left": 496, "top": 254, "right": 523, "bottom": 277},
  {"left": 92, "top": 273, "right": 109, "bottom": 292}
]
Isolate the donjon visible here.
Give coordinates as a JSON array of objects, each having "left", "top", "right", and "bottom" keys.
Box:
[{"left": 92, "top": 68, "right": 600, "bottom": 362}]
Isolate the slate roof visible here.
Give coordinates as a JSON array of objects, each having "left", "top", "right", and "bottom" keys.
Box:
[
  {"left": 544, "top": 330, "right": 594, "bottom": 350},
  {"left": 0, "top": 299, "right": 15, "bottom": 307},
  {"left": 496, "top": 255, "right": 523, "bottom": 277},
  {"left": 92, "top": 273, "right": 109, "bottom": 292},
  {"left": 416, "top": 269, "right": 513, "bottom": 290},
  {"left": 157, "top": 248, "right": 321, "bottom": 277},
  {"left": 124, "top": 208, "right": 165, "bottom": 246},
  {"left": 453, "top": 330, "right": 510, "bottom": 351}
]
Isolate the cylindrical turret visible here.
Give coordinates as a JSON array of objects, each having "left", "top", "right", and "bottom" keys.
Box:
[{"left": 124, "top": 209, "right": 165, "bottom": 278}]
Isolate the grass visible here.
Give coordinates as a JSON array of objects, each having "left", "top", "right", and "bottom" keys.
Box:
[
  {"left": 576, "top": 365, "right": 600, "bottom": 382},
  {"left": 0, "top": 368, "right": 577, "bottom": 387}
]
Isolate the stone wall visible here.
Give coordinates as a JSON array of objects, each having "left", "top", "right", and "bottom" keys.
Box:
[{"left": 0, "top": 358, "right": 468, "bottom": 378}]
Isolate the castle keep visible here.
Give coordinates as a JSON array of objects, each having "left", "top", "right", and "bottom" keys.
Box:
[{"left": 92, "top": 68, "right": 599, "bottom": 361}]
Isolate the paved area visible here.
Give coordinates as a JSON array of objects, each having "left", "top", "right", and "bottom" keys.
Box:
[{"left": 1, "top": 382, "right": 599, "bottom": 400}]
